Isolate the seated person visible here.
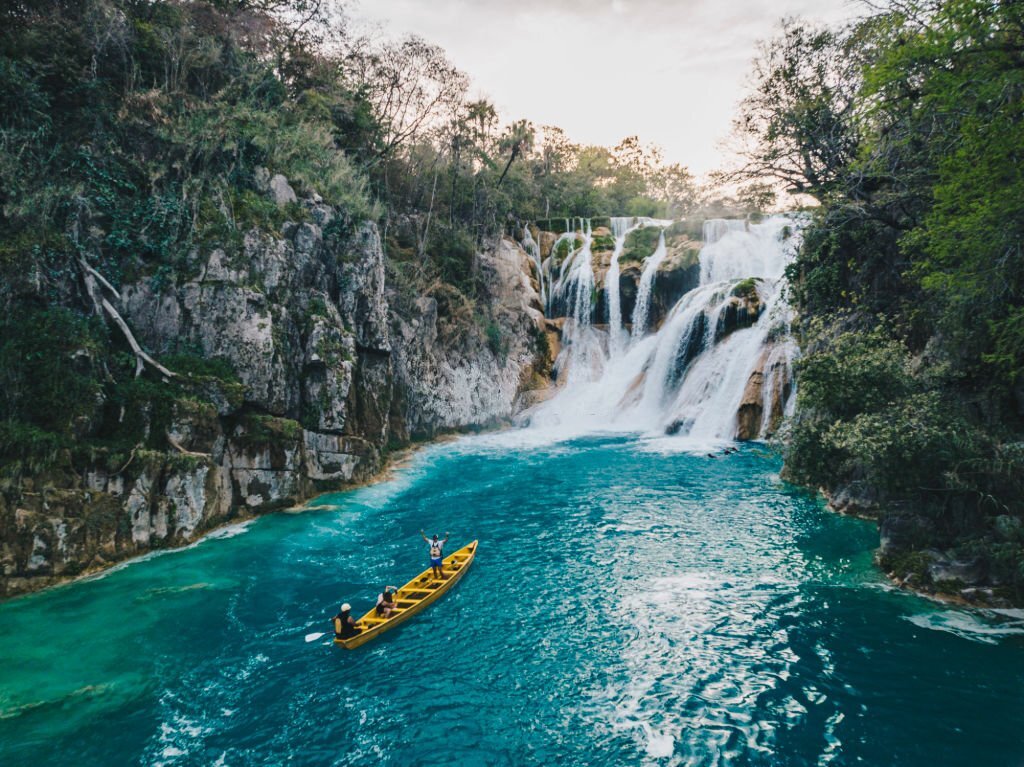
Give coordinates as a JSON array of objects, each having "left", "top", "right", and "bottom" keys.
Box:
[
  {"left": 333, "top": 603, "right": 361, "bottom": 639},
  {"left": 376, "top": 585, "right": 399, "bottom": 618}
]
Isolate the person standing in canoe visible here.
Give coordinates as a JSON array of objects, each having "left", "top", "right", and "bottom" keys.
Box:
[
  {"left": 421, "top": 529, "right": 449, "bottom": 579},
  {"left": 333, "top": 603, "right": 361, "bottom": 640}
]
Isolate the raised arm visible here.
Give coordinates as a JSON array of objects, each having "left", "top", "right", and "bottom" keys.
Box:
[
  {"left": 420, "top": 529, "right": 429, "bottom": 543},
  {"left": 443, "top": 531, "right": 450, "bottom": 543}
]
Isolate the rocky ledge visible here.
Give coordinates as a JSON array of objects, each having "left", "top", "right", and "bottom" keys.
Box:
[{"left": 823, "top": 485, "right": 1019, "bottom": 608}]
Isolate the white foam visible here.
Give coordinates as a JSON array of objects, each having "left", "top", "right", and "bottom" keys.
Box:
[
  {"left": 640, "top": 721, "right": 675, "bottom": 758},
  {"left": 904, "top": 609, "right": 1024, "bottom": 644},
  {"left": 635, "top": 435, "right": 730, "bottom": 456},
  {"left": 528, "top": 215, "right": 801, "bottom": 443},
  {"left": 204, "top": 519, "right": 255, "bottom": 540}
]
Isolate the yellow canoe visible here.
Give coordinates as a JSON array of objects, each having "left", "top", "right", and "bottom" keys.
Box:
[{"left": 335, "top": 540, "right": 478, "bottom": 650}]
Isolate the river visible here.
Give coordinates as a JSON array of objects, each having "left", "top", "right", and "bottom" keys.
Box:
[{"left": 1, "top": 434, "right": 1023, "bottom": 766}]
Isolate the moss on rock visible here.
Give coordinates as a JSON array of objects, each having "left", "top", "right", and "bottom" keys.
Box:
[{"left": 620, "top": 226, "right": 661, "bottom": 263}]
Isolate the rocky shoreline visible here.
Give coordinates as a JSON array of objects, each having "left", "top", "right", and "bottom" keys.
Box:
[{"left": 824, "top": 485, "right": 1018, "bottom": 608}]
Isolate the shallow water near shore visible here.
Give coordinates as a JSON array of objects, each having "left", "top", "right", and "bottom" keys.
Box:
[{"left": 1, "top": 434, "right": 1023, "bottom": 766}]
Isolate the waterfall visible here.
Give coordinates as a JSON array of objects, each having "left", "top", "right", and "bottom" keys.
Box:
[
  {"left": 630, "top": 229, "right": 668, "bottom": 339},
  {"left": 526, "top": 215, "right": 801, "bottom": 446},
  {"left": 548, "top": 220, "right": 594, "bottom": 325},
  {"left": 700, "top": 217, "right": 791, "bottom": 284},
  {"left": 608, "top": 216, "right": 635, "bottom": 358},
  {"left": 522, "top": 226, "right": 546, "bottom": 308},
  {"left": 546, "top": 219, "right": 609, "bottom": 386}
]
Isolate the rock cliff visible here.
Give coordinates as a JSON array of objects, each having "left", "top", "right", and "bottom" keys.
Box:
[{"left": 0, "top": 190, "right": 546, "bottom": 598}]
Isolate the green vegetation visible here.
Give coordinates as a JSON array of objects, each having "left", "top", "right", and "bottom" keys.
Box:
[
  {"left": 666, "top": 219, "right": 703, "bottom": 240},
  {"left": 731, "top": 279, "right": 758, "bottom": 299},
  {"left": 237, "top": 415, "right": 303, "bottom": 447},
  {"left": 484, "top": 322, "right": 508, "bottom": 359},
  {"left": 620, "top": 227, "right": 661, "bottom": 264},
  {"left": 738, "top": 1, "right": 1024, "bottom": 599}
]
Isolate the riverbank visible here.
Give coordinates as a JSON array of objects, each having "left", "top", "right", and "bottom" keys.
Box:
[
  {"left": 823, "top": 486, "right": 1019, "bottom": 609},
  {"left": 0, "top": 426, "right": 497, "bottom": 602},
  {"left": 3, "top": 434, "right": 1022, "bottom": 766}
]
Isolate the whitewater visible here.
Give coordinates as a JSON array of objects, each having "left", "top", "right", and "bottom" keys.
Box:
[{"left": 527, "top": 216, "right": 798, "bottom": 450}]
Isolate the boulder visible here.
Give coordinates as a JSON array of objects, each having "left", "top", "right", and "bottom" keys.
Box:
[
  {"left": 269, "top": 174, "right": 297, "bottom": 205},
  {"left": 879, "top": 511, "right": 930, "bottom": 551}
]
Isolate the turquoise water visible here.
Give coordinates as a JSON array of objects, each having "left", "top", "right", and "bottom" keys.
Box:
[{"left": 1, "top": 434, "right": 1023, "bottom": 766}]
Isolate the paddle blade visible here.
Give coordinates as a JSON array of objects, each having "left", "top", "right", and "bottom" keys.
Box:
[{"left": 305, "top": 632, "right": 326, "bottom": 643}]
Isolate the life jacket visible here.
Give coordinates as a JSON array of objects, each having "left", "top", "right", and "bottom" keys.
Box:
[
  {"left": 334, "top": 612, "right": 357, "bottom": 638},
  {"left": 430, "top": 540, "right": 443, "bottom": 558}
]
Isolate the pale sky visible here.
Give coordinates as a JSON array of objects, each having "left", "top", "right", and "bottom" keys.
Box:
[{"left": 354, "top": 0, "right": 861, "bottom": 177}]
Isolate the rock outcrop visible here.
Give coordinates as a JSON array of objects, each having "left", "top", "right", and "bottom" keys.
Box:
[
  {"left": 735, "top": 342, "right": 792, "bottom": 440},
  {"left": 390, "top": 238, "right": 546, "bottom": 439},
  {"left": 0, "top": 188, "right": 546, "bottom": 598}
]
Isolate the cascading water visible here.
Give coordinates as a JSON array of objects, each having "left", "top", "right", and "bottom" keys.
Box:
[
  {"left": 630, "top": 229, "right": 668, "bottom": 339},
  {"left": 548, "top": 220, "right": 595, "bottom": 325},
  {"left": 527, "top": 216, "right": 801, "bottom": 447},
  {"left": 607, "top": 216, "right": 636, "bottom": 358},
  {"left": 523, "top": 225, "right": 546, "bottom": 308}
]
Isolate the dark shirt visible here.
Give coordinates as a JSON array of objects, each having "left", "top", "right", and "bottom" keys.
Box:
[{"left": 334, "top": 612, "right": 360, "bottom": 638}]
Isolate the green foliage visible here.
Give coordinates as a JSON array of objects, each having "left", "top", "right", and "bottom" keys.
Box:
[
  {"left": 238, "top": 415, "right": 303, "bottom": 446},
  {"left": 742, "top": 2, "right": 1024, "bottom": 580},
  {"left": 428, "top": 223, "right": 478, "bottom": 295},
  {"left": 823, "top": 392, "right": 980, "bottom": 495},
  {"left": 731, "top": 278, "right": 758, "bottom": 299},
  {"left": 796, "top": 325, "right": 913, "bottom": 421},
  {"left": 666, "top": 219, "right": 703, "bottom": 240},
  {"left": 620, "top": 226, "right": 661, "bottom": 263},
  {"left": 162, "top": 353, "right": 239, "bottom": 383},
  {"left": 0, "top": 308, "right": 104, "bottom": 456},
  {"left": 485, "top": 321, "right": 507, "bottom": 359}
]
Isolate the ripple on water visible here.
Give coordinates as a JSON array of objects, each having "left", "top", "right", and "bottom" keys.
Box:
[{"left": 2, "top": 435, "right": 1024, "bottom": 766}]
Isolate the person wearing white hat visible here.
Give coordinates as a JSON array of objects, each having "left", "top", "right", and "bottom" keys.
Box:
[{"left": 333, "top": 603, "right": 361, "bottom": 640}]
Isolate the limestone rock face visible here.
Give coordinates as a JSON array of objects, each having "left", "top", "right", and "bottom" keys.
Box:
[
  {"left": 390, "top": 237, "right": 545, "bottom": 438},
  {"left": 269, "top": 174, "right": 297, "bottom": 206},
  {"left": 589, "top": 229, "right": 701, "bottom": 331},
  {"left": 1, "top": 184, "right": 545, "bottom": 597},
  {"left": 736, "top": 354, "right": 768, "bottom": 441},
  {"left": 735, "top": 344, "right": 792, "bottom": 441}
]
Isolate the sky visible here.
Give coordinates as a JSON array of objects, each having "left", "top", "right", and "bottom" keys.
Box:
[{"left": 353, "top": 0, "right": 861, "bottom": 177}]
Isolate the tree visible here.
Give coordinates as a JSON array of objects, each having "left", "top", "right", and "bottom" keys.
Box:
[
  {"left": 732, "top": 18, "right": 864, "bottom": 200},
  {"left": 351, "top": 35, "right": 468, "bottom": 160},
  {"left": 496, "top": 119, "right": 534, "bottom": 187}
]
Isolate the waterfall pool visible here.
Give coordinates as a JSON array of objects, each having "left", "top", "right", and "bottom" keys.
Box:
[{"left": 1, "top": 434, "right": 1022, "bottom": 766}]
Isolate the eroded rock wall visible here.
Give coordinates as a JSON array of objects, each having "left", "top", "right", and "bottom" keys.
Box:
[{"left": 1, "top": 195, "right": 546, "bottom": 598}]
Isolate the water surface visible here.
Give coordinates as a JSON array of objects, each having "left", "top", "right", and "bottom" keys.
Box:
[{"left": 1, "top": 435, "right": 1022, "bottom": 766}]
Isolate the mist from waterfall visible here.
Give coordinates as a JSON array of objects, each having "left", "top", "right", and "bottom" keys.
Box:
[{"left": 525, "top": 216, "right": 801, "bottom": 449}]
